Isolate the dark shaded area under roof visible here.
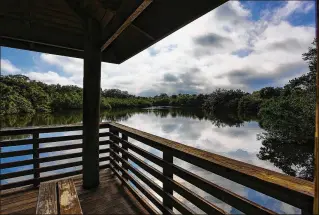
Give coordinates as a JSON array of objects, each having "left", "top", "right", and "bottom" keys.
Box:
[{"left": 0, "top": 0, "right": 226, "bottom": 64}]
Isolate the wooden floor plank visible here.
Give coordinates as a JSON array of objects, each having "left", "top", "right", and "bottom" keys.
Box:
[
  {"left": 1, "top": 169, "right": 147, "bottom": 215},
  {"left": 36, "top": 182, "right": 58, "bottom": 215},
  {"left": 58, "top": 179, "right": 83, "bottom": 215}
]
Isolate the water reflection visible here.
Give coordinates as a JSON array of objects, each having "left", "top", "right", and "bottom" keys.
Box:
[
  {"left": 1, "top": 108, "right": 314, "bottom": 180},
  {"left": 1, "top": 108, "right": 313, "bottom": 214}
]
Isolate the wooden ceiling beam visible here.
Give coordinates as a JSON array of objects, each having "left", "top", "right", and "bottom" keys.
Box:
[
  {"left": 0, "top": 14, "right": 83, "bottom": 34},
  {"left": 64, "top": 0, "right": 116, "bottom": 27},
  {"left": 100, "top": 0, "right": 152, "bottom": 52},
  {"left": 131, "top": 24, "right": 154, "bottom": 41},
  {"left": 1, "top": 36, "right": 83, "bottom": 59}
]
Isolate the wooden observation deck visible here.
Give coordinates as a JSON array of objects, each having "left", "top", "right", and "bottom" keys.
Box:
[
  {"left": 0, "top": 122, "right": 315, "bottom": 214},
  {"left": 0, "top": 0, "right": 318, "bottom": 213}
]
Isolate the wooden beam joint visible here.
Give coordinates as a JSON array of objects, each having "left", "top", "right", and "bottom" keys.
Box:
[{"left": 100, "top": 0, "right": 153, "bottom": 52}]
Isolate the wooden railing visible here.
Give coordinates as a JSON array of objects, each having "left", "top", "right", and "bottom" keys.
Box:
[
  {"left": 0, "top": 123, "right": 111, "bottom": 190},
  {"left": 0, "top": 122, "right": 315, "bottom": 214},
  {"left": 107, "top": 122, "right": 315, "bottom": 215}
]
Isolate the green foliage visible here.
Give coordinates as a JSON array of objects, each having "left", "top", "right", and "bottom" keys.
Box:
[
  {"left": 0, "top": 82, "right": 34, "bottom": 115},
  {"left": 203, "top": 89, "right": 247, "bottom": 113},
  {"left": 102, "top": 97, "right": 152, "bottom": 109},
  {"left": 255, "top": 39, "right": 316, "bottom": 180},
  {"left": 257, "top": 92, "right": 315, "bottom": 179},
  {"left": 259, "top": 87, "right": 282, "bottom": 99},
  {"left": 238, "top": 95, "right": 261, "bottom": 120},
  {"left": 0, "top": 75, "right": 208, "bottom": 115},
  {"left": 259, "top": 93, "right": 315, "bottom": 143},
  {"left": 102, "top": 89, "right": 133, "bottom": 98}
]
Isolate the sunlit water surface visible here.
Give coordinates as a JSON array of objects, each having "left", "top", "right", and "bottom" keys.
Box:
[{"left": 1, "top": 108, "right": 304, "bottom": 214}]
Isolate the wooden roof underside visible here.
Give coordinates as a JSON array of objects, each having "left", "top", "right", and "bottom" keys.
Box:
[{"left": 0, "top": 0, "right": 226, "bottom": 64}]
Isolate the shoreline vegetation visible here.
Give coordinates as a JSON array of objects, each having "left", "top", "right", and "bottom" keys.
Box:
[
  {"left": 0, "top": 39, "right": 316, "bottom": 181},
  {"left": 1, "top": 39, "right": 316, "bottom": 120}
]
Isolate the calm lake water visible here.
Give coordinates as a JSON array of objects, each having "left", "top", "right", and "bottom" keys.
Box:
[{"left": 1, "top": 108, "right": 311, "bottom": 214}]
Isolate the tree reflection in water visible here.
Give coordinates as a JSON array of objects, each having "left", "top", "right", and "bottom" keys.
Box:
[{"left": 0, "top": 107, "right": 314, "bottom": 181}]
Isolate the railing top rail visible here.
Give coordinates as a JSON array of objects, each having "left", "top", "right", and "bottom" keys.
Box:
[
  {"left": 0, "top": 122, "right": 110, "bottom": 136},
  {"left": 109, "top": 122, "right": 314, "bottom": 200}
]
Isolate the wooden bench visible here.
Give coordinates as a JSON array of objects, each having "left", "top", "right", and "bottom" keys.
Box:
[{"left": 36, "top": 179, "right": 83, "bottom": 215}]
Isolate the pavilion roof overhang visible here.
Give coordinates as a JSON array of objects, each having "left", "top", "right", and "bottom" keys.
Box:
[{"left": 0, "top": 0, "right": 227, "bottom": 64}]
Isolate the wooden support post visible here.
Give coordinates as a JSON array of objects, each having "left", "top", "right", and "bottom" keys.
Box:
[
  {"left": 163, "top": 149, "right": 173, "bottom": 210},
  {"left": 33, "top": 132, "right": 39, "bottom": 187},
  {"left": 122, "top": 134, "right": 129, "bottom": 181},
  {"left": 314, "top": 0, "right": 319, "bottom": 213},
  {"left": 82, "top": 17, "right": 102, "bottom": 189}
]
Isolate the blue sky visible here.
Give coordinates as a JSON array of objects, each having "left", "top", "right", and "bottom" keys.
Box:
[{"left": 1, "top": 1, "right": 316, "bottom": 95}]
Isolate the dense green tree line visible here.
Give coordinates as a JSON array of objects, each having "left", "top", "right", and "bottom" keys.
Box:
[
  {"left": 1, "top": 39, "right": 316, "bottom": 181},
  {"left": 201, "top": 39, "right": 316, "bottom": 180},
  {"left": 0, "top": 75, "right": 209, "bottom": 115}
]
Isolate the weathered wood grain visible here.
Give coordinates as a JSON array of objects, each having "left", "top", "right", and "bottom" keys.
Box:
[
  {"left": 111, "top": 135, "right": 277, "bottom": 215},
  {"left": 58, "top": 179, "right": 83, "bottom": 215},
  {"left": 111, "top": 146, "right": 227, "bottom": 215},
  {"left": 109, "top": 122, "right": 314, "bottom": 210},
  {"left": 1, "top": 170, "right": 147, "bottom": 215},
  {"left": 36, "top": 182, "right": 58, "bottom": 215}
]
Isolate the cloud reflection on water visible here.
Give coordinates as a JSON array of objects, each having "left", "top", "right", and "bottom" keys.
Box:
[{"left": 1, "top": 109, "right": 302, "bottom": 214}]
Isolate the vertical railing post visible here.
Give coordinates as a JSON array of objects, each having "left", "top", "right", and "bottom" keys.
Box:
[
  {"left": 121, "top": 134, "right": 129, "bottom": 181},
  {"left": 163, "top": 148, "right": 173, "bottom": 210},
  {"left": 110, "top": 127, "right": 120, "bottom": 171},
  {"left": 33, "top": 132, "right": 39, "bottom": 187}
]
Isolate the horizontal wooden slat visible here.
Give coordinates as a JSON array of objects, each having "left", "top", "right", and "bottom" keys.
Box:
[
  {"left": 112, "top": 135, "right": 276, "bottom": 215},
  {"left": 39, "top": 135, "right": 83, "bottom": 144},
  {"left": 1, "top": 158, "right": 109, "bottom": 180},
  {"left": 111, "top": 151, "right": 217, "bottom": 215},
  {"left": 1, "top": 149, "right": 33, "bottom": 158},
  {"left": 111, "top": 146, "right": 226, "bottom": 215},
  {"left": 110, "top": 160, "right": 173, "bottom": 215},
  {"left": 1, "top": 151, "right": 109, "bottom": 170},
  {"left": 39, "top": 161, "right": 83, "bottom": 173},
  {"left": 100, "top": 148, "right": 110, "bottom": 154},
  {"left": 99, "top": 156, "right": 109, "bottom": 162},
  {"left": 38, "top": 143, "right": 82, "bottom": 153},
  {"left": 0, "top": 169, "right": 35, "bottom": 180},
  {"left": 39, "top": 170, "right": 82, "bottom": 183},
  {"left": 0, "top": 158, "right": 34, "bottom": 169},
  {"left": 0, "top": 178, "right": 35, "bottom": 190},
  {"left": 109, "top": 123, "right": 314, "bottom": 210},
  {"left": 0, "top": 124, "right": 83, "bottom": 136},
  {"left": 110, "top": 164, "right": 158, "bottom": 215},
  {"left": 99, "top": 132, "right": 111, "bottom": 137},
  {"left": 99, "top": 164, "right": 110, "bottom": 169},
  {"left": 0, "top": 122, "right": 110, "bottom": 136},
  {"left": 39, "top": 152, "right": 82, "bottom": 163},
  {"left": 1, "top": 138, "right": 110, "bottom": 148},
  {"left": 100, "top": 140, "right": 111, "bottom": 146},
  {"left": 0, "top": 152, "right": 82, "bottom": 169},
  {"left": 1, "top": 138, "right": 33, "bottom": 147},
  {"left": 1, "top": 163, "right": 109, "bottom": 180}
]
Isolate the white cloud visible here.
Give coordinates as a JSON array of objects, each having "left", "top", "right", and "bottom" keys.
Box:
[
  {"left": 26, "top": 71, "right": 79, "bottom": 86},
  {"left": 23, "top": 1, "right": 315, "bottom": 95},
  {"left": 270, "top": 1, "right": 314, "bottom": 24},
  {"left": 40, "top": 54, "right": 83, "bottom": 76},
  {"left": 1, "top": 59, "right": 21, "bottom": 74}
]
